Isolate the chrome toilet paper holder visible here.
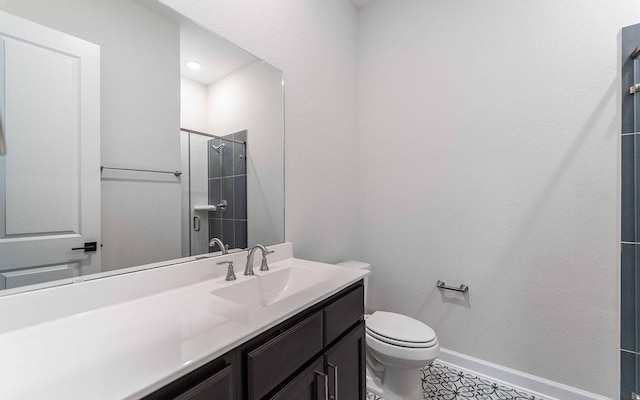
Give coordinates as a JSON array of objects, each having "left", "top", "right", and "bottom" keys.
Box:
[{"left": 437, "top": 280, "right": 469, "bottom": 293}]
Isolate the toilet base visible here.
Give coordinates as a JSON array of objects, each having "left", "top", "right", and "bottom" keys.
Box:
[{"left": 366, "top": 363, "right": 424, "bottom": 400}]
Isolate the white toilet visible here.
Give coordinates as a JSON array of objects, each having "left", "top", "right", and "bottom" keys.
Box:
[{"left": 337, "top": 261, "right": 440, "bottom": 400}]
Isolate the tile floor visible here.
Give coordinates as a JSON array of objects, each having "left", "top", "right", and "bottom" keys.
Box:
[{"left": 366, "top": 361, "right": 549, "bottom": 400}]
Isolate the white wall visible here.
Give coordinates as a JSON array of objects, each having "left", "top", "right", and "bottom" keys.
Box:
[
  {"left": 358, "top": 0, "right": 640, "bottom": 397},
  {"left": 181, "top": 76, "right": 208, "bottom": 132},
  {"left": 159, "top": 0, "right": 360, "bottom": 263},
  {"left": 0, "top": 0, "right": 182, "bottom": 271},
  {"left": 207, "top": 61, "right": 284, "bottom": 247}
]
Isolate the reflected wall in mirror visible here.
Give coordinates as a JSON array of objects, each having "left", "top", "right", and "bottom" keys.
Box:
[{"left": 0, "top": 0, "right": 284, "bottom": 294}]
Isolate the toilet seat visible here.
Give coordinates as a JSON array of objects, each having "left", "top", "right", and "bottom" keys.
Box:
[
  {"left": 366, "top": 311, "right": 436, "bottom": 348},
  {"left": 366, "top": 329, "right": 438, "bottom": 348}
]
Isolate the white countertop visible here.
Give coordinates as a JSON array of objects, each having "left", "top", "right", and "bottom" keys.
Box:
[{"left": 0, "top": 243, "right": 367, "bottom": 399}]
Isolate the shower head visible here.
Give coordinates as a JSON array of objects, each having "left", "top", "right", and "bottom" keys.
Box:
[{"left": 211, "top": 143, "right": 225, "bottom": 154}]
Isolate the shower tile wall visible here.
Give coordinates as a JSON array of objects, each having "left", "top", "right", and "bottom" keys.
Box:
[
  {"left": 208, "top": 130, "right": 247, "bottom": 251},
  {"left": 622, "top": 23, "right": 640, "bottom": 400}
]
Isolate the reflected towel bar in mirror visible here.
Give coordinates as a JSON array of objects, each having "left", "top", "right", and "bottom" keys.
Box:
[{"left": 100, "top": 166, "right": 182, "bottom": 177}]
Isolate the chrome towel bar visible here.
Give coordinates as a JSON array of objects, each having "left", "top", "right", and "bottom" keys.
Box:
[
  {"left": 437, "top": 280, "right": 469, "bottom": 293},
  {"left": 101, "top": 165, "right": 182, "bottom": 177}
]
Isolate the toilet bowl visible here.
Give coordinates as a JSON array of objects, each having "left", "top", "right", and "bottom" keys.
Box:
[
  {"left": 365, "top": 311, "right": 440, "bottom": 400},
  {"left": 336, "top": 262, "right": 440, "bottom": 400}
]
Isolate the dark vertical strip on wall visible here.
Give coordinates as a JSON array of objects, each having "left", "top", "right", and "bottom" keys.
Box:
[
  {"left": 621, "top": 351, "right": 639, "bottom": 400},
  {"left": 622, "top": 135, "right": 636, "bottom": 242},
  {"left": 621, "top": 244, "right": 637, "bottom": 352},
  {"left": 622, "top": 24, "right": 640, "bottom": 133},
  {"left": 622, "top": 23, "right": 640, "bottom": 400},
  {"left": 620, "top": 24, "right": 640, "bottom": 400}
]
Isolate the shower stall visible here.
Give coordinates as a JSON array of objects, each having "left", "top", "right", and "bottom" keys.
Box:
[{"left": 181, "top": 128, "right": 248, "bottom": 257}]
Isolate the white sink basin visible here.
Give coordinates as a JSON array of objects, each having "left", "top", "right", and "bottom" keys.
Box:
[{"left": 211, "top": 267, "right": 331, "bottom": 308}]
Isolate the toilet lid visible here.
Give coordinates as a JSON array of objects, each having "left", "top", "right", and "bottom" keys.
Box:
[{"left": 366, "top": 311, "right": 436, "bottom": 344}]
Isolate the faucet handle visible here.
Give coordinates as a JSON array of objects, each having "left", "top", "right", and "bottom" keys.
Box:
[
  {"left": 259, "top": 250, "right": 275, "bottom": 272},
  {"left": 217, "top": 260, "right": 236, "bottom": 281}
]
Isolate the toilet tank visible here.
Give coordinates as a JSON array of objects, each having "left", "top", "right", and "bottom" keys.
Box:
[{"left": 336, "top": 261, "right": 370, "bottom": 308}]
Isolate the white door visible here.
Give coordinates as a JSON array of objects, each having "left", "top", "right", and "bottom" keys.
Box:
[{"left": 0, "top": 11, "right": 100, "bottom": 290}]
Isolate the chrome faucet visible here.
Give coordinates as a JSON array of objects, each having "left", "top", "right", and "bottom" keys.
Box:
[
  {"left": 209, "top": 237, "right": 229, "bottom": 254},
  {"left": 217, "top": 260, "right": 236, "bottom": 281},
  {"left": 244, "top": 244, "right": 274, "bottom": 275}
]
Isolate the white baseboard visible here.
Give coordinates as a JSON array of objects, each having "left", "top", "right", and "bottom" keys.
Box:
[{"left": 438, "top": 348, "right": 612, "bottom": 400}]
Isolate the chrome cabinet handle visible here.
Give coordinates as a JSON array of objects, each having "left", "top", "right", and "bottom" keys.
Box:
[
  {"left": 314, "top": 371, "right": 329, "bottom": 400},
  {"left": 328, "top": 363, "right": 338, "bottom": 400}
]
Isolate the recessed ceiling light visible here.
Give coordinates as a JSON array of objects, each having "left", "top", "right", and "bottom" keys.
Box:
[{"left": 186, "top": 60, "right": 201, "bottom": 70}]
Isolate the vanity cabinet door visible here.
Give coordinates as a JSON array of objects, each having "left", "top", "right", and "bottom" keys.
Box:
[
  {"left": 270, "top": 357, "right": 327, "bottom": 400},
  {"left": 324, "top": 321, "right": 366, "bottom": 400},
  {"left": 247, "top": 311, "right": 323, "bottom": 400}
]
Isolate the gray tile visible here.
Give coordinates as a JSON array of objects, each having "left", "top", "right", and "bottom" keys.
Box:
[
  {"left": 235, "top": 221, "right": 247, "bottom": 249},
  {"left": 221, "top": 219, "right": 235, "bottom": 250},
  {"left": 208, "top": 178, "right": 222, "bottom": 219},
  {"left": 221, "top": 139, "right": 234, "bottom": 177},
  {"left": 234, "top": 142, "right": 246, "bottom": 175},
  {"left": 621, "top": 350, "right": 639, "bottom": 400},
  {"left": 622, "top": 24, "right": 640, "bottom": 133},
  {"left": 635, "top": 137, "right": 640, "bottom": 241},
  {"left": 208, "top": 139, "right": 221, "bottom": 178},
  {"left": 622, "top": 244, "right": 638, "bottom": 352},
  {"left": 221, "top": 177, "right": 235, "bottom": 219},
  {"left": 234, "top": 176, "right": 247, "bottom": 220},
  {"left": 637, "top": 61, "right": 640, "bottom": 133},
  {"left": 233, "top": 130, "right": 247, "bottom": 142},
  {"left": 209, "top": 219, "right": 222, "bottom": 250},
  {"left": 623, "top": 135, "right": 636, "bottom": 242}
]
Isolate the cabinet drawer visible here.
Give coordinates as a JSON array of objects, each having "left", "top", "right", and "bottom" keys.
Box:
[
  {"left": 175, "top": 364, "right": 233, "bottom": 400},
  {"left": 248, "top": 311, "right": 323, "bottom": 400},
  {"left": 323, "top": 284, "right": 364, "bottom": 345}
]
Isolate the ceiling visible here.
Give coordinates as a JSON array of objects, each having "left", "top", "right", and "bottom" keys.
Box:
[
  {"left": 137, "top": 0, "right": 258, "bottom": 86},
  {"left": 180, "top": 23, "right": 257, "bottom": 86}
]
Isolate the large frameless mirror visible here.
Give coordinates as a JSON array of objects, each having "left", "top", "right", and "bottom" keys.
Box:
[{"left": 0, "top": 0, "right": 284, "bottom": 294}]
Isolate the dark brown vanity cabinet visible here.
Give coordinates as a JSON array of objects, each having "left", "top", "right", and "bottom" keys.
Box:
[
  {"left": 146, "top": 280, "right": 365, "bottom": 400},
  {"left": 323, "top": 322, "right": 366, "bottom": 400},
  {"left": 270, "top": 321, "right": 366, "bottom": 400}
]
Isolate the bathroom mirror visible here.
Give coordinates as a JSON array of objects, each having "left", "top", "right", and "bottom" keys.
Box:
[{"left": 0, "top": 0, "right": 284, "bottom": 294}]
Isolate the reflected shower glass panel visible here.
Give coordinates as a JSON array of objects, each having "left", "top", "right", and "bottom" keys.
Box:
[
  {"left": 188, "top": 132, "right": 212, "bottom": 256},
  {"left": 181, "top": 129, "right": 247, "bottom": 257}
]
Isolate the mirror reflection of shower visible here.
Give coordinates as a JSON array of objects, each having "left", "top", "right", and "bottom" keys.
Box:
[
  {"left": 211, "top": 142, "right": 225, "bottom": 154},
  {"left": 181, "top": 129, "right": 247, "bottom": 257},
  {"left": 177, "top": 14, "right": 285, "bottom": 255}
]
